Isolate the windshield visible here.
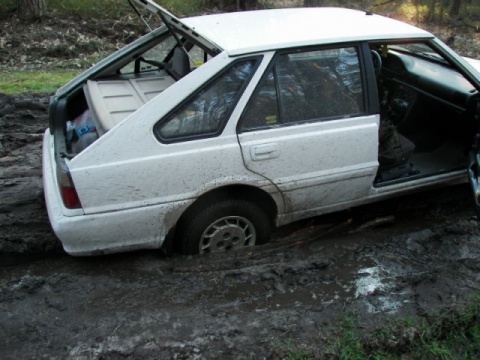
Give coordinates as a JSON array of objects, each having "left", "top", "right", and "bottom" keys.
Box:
[{"left": 390, "top": 43, "right": 448, "bottom": 65}]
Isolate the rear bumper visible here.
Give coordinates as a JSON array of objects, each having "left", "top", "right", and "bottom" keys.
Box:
[{"left": 42, "top": 129, "right": 188, "bottom": 256}]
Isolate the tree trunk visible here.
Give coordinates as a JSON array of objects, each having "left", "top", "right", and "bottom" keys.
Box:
[
  {"left": 450, "top": 0, "right": 462, "bottom": 18},
  {"left": 203, "top": 0, "right": 257, "bottom": 11},
  {"left": 16, "top": 0, "right": 46, "bottom": 19},
  {"left": 427, "top": 0, "right": 437, "bottom": 22},
  {"left": 304, "top": 0, "right": 325, "bottom": 6}
]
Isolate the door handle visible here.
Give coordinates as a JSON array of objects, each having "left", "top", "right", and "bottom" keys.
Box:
[{"left": 250, "top": 143, "right": 280, "bottom": 161}]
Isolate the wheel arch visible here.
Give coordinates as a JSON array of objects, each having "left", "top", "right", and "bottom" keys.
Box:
[
  {"left": 161, "top": 184, "right": 280, "bottom": 255},
  {"left": 169, "top": 184, "right": 279, "bottom": 254},
  {"left": 181, "top": 184, "right": 278, "bottom": 225},
  {"left": 162, "top": 184, "right": 278, "bottom": 256}
]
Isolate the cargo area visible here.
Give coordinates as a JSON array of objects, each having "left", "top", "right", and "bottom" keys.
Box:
[
  {"left": 84, "top": 75, "right": 175, "bottom": 135},
  {"left": 59, "top": 38, "right": 204, "bottom": 155},
  {"left": 60, "top": 72, "right": 176, "bottom": 154}
]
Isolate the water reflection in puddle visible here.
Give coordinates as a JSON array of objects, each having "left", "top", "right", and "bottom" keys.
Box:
[{"left": 354, "top": 265, "right": 407, "bottom": 314}]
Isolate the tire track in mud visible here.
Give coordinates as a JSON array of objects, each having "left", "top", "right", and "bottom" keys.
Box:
[
  {"left": 2, "top": 206, "right": 479, "bottom": 359},
  {"left": 0, "top": 94, "right": 62, "bottom": 265}
]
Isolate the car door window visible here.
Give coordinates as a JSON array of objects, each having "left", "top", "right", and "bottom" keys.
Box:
[
  {"left": 155, "top": 60, "right": 256, "bottom": 142},
  {"left": 241, "top": 46, "right": 365, "bottom": 131}
]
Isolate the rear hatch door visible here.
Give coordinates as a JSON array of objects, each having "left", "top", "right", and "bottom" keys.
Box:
[{"left": 130, "top": 0, "right": 220, "bottom": 55}]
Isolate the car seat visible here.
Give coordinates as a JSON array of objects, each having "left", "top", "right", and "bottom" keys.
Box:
[{"left": 169, "top": 47, "right": 190, "bottom": 80}]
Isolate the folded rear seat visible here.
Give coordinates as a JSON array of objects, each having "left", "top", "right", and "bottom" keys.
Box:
[{"left": 84, "top": 76, "right": 175, "bottom": 135}]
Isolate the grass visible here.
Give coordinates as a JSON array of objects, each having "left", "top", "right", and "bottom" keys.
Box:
[
  {"left": 0, "top": 70, "right": 79, "bottom": 94},
  {"left": 407, "top": 298, "right": 480, "bottom": 360},
  {"left": 273, "top": 295, "right": 480, "bottom": 359}
]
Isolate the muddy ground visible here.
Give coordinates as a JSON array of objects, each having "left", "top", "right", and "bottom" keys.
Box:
[
  {"left": 2, "top": 11, "right": 480, "bottom": 360},
  {"left": 2, "top": 95, "right": 480, "bottom": 359}
]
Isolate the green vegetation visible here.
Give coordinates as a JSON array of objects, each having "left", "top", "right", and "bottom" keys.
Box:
[
  {"left": 276, "top": 295, "right": 480, "bottom": 359},
  {"left": 0, "top": 71, "right": 79, "bottom": 94}
]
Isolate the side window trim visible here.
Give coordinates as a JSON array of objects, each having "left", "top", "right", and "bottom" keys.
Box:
[
  {"left": 361, "top": 42, "right": 380, "bottom": 115},
  {"left": 273, "top": 64, "right": 284, "bottom": 124},
  {"left": 237, "top": 54, "right": 281, "bottom": 133},
  {"left": 153, "top": 56, "right": 262, "bottom": 144}
]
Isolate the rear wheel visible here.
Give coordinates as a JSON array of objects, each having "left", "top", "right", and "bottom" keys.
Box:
[{"left": 177, "top": 199, "right": 271, "bottom": 255}]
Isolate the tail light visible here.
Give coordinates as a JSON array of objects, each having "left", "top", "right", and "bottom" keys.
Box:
[{"left": 56, "top": 163, "right": 82, "bottom": 209}]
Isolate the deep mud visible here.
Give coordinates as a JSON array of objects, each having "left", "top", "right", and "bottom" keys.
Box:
[
  {"left": 1, "top": 94, "right": 480, "bottom": 359},
  {"left": 0, "top": 94, "right": 62, "bottom": 266}
]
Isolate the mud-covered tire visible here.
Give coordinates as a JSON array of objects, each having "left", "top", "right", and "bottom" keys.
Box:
[{"left": 177, "top": 199, "right": 271, "bottom": 255}]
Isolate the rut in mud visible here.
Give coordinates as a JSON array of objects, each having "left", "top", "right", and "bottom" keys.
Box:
[
  {"left": 1, "top": 94, "right": 480, "bottom": 359},
  {"left": 0, "top": 94, "right": 61, "bottom": 266}
]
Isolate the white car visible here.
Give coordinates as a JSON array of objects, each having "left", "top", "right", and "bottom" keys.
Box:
[{"left": 43, "top": 0, "right": 480, "bottom": 256}]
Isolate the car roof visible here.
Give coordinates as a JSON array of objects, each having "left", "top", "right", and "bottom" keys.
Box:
[{"left": 182, "top": 7, "right": 433, "bottom": 56}]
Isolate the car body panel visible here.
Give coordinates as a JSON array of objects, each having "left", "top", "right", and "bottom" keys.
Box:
[
  {"left": 279, "top": 169, "right": 467, "bottom": 226},
  {"left": 238, "top": 115, "right": 379, "bottom": 214},
  {"left": 67, "top": 53, "right": 281, "bottom": 214},
  {"left": 43, "top": 129, "right": 188, "bottom": 255},
  {"left": 182, "top": 8, "right": 432, "bottom": 56},
  {"left": 465, "top": 57, "right": 480, "bottom": 74}
]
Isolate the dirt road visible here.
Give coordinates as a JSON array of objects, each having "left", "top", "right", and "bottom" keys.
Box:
[{"left": 1, "top": 94, "right": 480, "bottom": 359}]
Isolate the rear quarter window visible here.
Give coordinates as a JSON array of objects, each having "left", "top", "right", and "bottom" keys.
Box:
[{"left": 155, "top": 59, "right": 258, "bottom": 142}]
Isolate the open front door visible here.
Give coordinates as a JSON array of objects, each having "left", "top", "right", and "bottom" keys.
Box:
[
  {"left": 468, "top": 101, "right": 480, "bottom": 219},
  {"left": 468, "top": 151, "right": 480, "bottom": 215}
]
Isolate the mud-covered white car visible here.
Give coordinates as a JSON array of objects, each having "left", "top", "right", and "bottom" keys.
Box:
[{"left": 43, "top": 0, "right": 480, "bottom": 256}]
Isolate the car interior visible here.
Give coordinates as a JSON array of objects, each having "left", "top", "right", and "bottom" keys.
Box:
[
  {"left": 58, "top": 37, "right": 207, "bottom": 156},
  {"left": 371, "top": 43, "right": 478, "bottom": 186}
]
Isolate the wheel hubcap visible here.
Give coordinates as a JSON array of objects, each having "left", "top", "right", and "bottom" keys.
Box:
[{"left": 199, "top": 216, "right": 256, "bottom": 254}]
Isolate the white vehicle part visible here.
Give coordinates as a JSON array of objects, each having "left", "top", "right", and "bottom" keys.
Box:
[
  {"left": 182, "top": 9, "right": 431, "bottom": 57},
  {"left": 239, "top": 115, "right": 380, "bottom": 215},
  {"left": 68, "top": 53, "right": 283, "bottom": 215},
  {"left": 44, "top": 130, "right": 182, "bottom": 255},
  {"left": 464, "top": 57, "right": 480, "bottom": 74}
]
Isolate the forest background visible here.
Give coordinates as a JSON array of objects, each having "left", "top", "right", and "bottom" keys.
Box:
[
  {"left": 3, "top": 0, "right": 479, "bottom": 26},
  {"left": 0, "top": 0, "right": 479, "bottom": 95},
  {"left": 0, "top": 0, "right": 480, "bottom": 22}
]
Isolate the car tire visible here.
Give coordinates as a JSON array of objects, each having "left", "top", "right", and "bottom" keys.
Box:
[{"left": 177, "top": 199, "right": 271, "bottom": 255}]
